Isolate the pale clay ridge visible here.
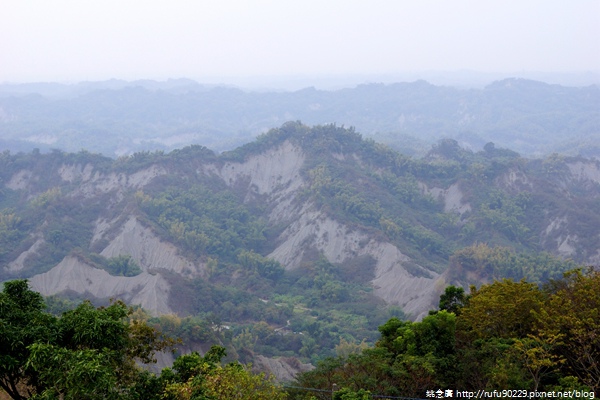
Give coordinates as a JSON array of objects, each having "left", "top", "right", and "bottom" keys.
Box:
[
  {"left": 26, "top": 216, "right": 202, "bottom": 316},
  {"left": 16, "top": 150, "right": 600, "bottom": 319},
  {"left": 29, "top": 256, "right": 172, "bottom": 315},
  {"left": 253, "top": 355, "right": 314, "bottom": 382},
  {"left": 200, "top": 141, "right": 440, "bottom": 317},
  {"left": 566, "top": 160, "right": 600, "bottom": 184},
  {"left": 499, "top": 168, "right": 532, "bottom": 188},
  {"left": 58, "top": 163, "right": 94, "bottom": 183},
  {"left": 6, "top": 170, "right": 34, "bottom": 190},
  {"left": 20, "top": 145, "right": 600, "bottom": 319},
  {"left": 500, "top": 163, "right": 598, "bottom": 263},
  {"left": 421, "top": 182, "right": 471, "bottom": 215},
  {"left": 8, "top": 164, "right": 185, "bottom": 315},
  {"left": 7, "top": 164, "right": 168, "bottom": 197},
  {"left": 544, "top": 217, "right": 568, "bottom": 236},
  {"left": 69, "top": 165, "right": 168, "bottom": 199},
  {"left": 204, "top": 140, "right": 306, "bottom": 216},
  {"left": 7, "top": 235, "right": 45, "bottom": 272},
  {"left": 557, "top": 234, "right": 578, "bottom": 257},
  {"left": 204, "top": 141, "right": 441, "bottom": 318},
  {"left": 268, "top": 206, "right": 441, "bottom": 319},
  {"left": 541, "top": 217, "right": 578, "bottom": 258},
  {"left": 97, "top": 216, "right": 205, "bottom": 278},
  {"left": 4, "top": 144, "right": 598, "bottom": 327}
]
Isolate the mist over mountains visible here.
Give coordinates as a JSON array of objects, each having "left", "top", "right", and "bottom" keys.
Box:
[
  {"left": 1, "top": 97, "right": 599, "bottom": 389},
  {"left": 0, "top": 76, "right": 599, "bottom": 385},
  {"left": 2, "top": 0, "right": 599, "bottom": 392},
  {"left": 1, "top": 78, "right": 598, "bottom": 158}
]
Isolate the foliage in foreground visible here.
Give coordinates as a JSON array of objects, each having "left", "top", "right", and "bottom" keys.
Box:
[
  {"left": 1, "top": 269, "right": 598, "bottom": 399},
  {"left": 0, "top": 280, "right": 285, "bottom": 400},
  {"left": 290, "top": 268, "right": 599, "bottom": 398}
]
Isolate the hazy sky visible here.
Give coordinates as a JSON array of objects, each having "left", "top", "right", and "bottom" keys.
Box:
[{"left": 1, "top": 0, "right": 599, "bottom": 85}]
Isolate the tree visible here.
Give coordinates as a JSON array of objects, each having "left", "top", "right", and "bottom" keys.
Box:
[
  {"left": 0, "top": 280, "right": 175, "bottom": 400},
  {"left": 381, "top": 311, "right": 457, "bottom": 391},
  {"left": 510, "top": 337, "right": 561, "bottom": 391},
  {"left": 163, "top": 346, "right": 286, "bottom": 400},
  {"left": 0, "top": 280, "right": 59, "bottom": 400},
  {"left": 291, "top": 312, "right": 457, "bottom": 398},
  {"left": 457, "top": 279, "right": 543, "bottom": 340},
  {"left": 202, "top": 363, "right": 286, "bottom": 400},
  {"left": 106, "top": 255, "right": 142, "bottom": 277},
  {"left": 438, "top": 285, "right": 466, "bottom": 314},
  {"left": 291, "top": 269, "right": 598, "bottom": 394},
  {"left": 334, "top": 338, "right": 369, "bottom": 359},
  {"left": 535, "top": 268, "right": 600, "bottom": 392},
  {"left": 25, "top": 343, "right": 120, "bottom": 399},
  {"left": 333, "top": 387, "right": 371, "bottom": 400},
  {"left": 453, "top": 279, "right": 545, "bottom": 389}
]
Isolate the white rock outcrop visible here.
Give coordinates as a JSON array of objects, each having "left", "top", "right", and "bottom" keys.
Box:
[
  {"left": 567, "top": 160, "right": 600, "bottom": 184},
  {"left": 421, "top": 183, "right": 471, "bottom": 214},
  {"left": 269, "top": 205, "right": 440, "bottom": 319},
  {"left": 6, "top": 170, "right": 34, "bottom": 190},
  {"left": 253, "top": 355, "right": 314, "bottom": 382},
  {"left": 206, "top": 140, "right": 305, "bottom": 217},
  {"left": 6, "top": 235, "right": 45, "bottom": 273},
  {"left": 68, "top": 165, "right": 167, "bottom": 199},
  {"left": 208, "top": 141, "right": 441, "bottom": 318},
  {"left": 58, "top": 163, "right": 94, "bottom": 183},
  {"left": 97, "top": 216, "right": 205, "bottom": 277},
  {"left": 29, "top": 255, "right": 173, "bottom": 315}
]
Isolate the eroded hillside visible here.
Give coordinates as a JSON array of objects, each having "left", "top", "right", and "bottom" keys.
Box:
[{"left": 0, "top": 123, "right": 597, "bottom": 369}]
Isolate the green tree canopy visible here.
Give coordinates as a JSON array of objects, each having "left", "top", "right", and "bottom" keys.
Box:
[
  {"left": 162, "top": 345, "right": 286, "bottom": 400},
  {"left": 0, "top": 280, "right": 59, "bottom": 399},
  {"left": 0, "top": 280, "right": 175, "bottom": 400},
  {"left": 458, "top": 279, "right": 544, "bottom": 340},
  {"left": 291, "top": 269, "right": 598, "bottom": 396},
  {"left": 534, "top": 268, "right": 600, "bottom": 392}
]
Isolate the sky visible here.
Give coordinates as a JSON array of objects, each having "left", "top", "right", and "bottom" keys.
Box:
[{"left": 1, "top": 0, "right": 599, "bottom": 87}]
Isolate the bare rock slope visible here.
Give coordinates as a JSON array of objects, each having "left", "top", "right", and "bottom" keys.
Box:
[
  {"left": 207, "top": 141, "right": 443, "bottom": 318},
  {"left": 4, "top": 135, "right": 599, "bottom": 320},
  {"left": 29, "top": 255, "right": 172, "bottom": 314}
]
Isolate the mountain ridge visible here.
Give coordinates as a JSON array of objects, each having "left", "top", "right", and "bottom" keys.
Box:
[
  {"left": 1, "top": 78, "right": 598, "bottom": 157},
  {"left": 2, "top": 124, "right": 598, "bottom": 320}
]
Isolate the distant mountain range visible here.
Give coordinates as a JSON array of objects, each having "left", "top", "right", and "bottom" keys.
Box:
[{"left": 1, "top": 78, "right": 598, "bottom": 158}]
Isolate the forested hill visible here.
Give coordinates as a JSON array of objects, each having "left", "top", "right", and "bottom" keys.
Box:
[
  {"left": 0, "top": 123, "right": 598, "bottom": 374},
  {"left": 1, "top": 78, "right": 598, "bottom": 157}
]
